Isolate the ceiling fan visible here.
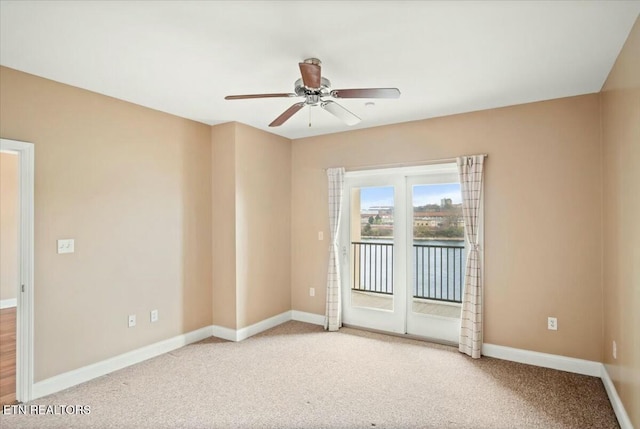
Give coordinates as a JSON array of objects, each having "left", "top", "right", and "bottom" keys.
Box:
[{"left": 224, "top": 58, "right": 400, "bottom": 127}]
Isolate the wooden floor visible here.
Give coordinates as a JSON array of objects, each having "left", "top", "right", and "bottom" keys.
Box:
[{"left": 0, "top": 307, "right": 16, "bottom": 405}]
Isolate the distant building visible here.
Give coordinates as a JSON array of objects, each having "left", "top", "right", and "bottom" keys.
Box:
[
  {"left": 370, "top": 206, "right": 394, "bottom": 215},
  {"left": 414, "top": 219, "right": 439, "bottom": 227},
  {"left": 441, "top": 198, "right": 452, "bottom": 207}
]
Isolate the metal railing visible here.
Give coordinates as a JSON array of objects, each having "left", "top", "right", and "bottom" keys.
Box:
[
  {"left": 351, "top": 241, "right": 465, "bottom": 303},
  {"left": 351, "top": 242, "right": 394, "bottom": 295},
  {"left": 414, "top": 244, "right": 465, "bottom": 303}
]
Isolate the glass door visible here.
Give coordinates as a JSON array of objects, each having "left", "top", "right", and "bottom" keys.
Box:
[
  {"left": 405, "top": 176, "right": 463, "bottom": 344},
  {"left": 340, "top": 164, "right": 463, "bottom": 343},
  {"left": 340, "top": 173, "right": 406, "bottom": 334}
]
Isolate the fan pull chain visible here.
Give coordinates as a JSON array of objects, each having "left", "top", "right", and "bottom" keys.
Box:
[{"left": 308, "top": 106, "right": 311, "bottom": 127}]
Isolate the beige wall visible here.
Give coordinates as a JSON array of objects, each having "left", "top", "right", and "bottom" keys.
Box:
[
  {"left": 0, "top": 66, "right": 213, "bottom": 381},
  {"left": 234, "top": 123, "right": 291, "bottom": 327},
  {"left": 601, "top": 17, "right": 640, "bottom": 428},
  {"left": 292, "top": 94, "right": 603, "bottom": 362},
  {"left": 212, "top": 122, "right": 237, "bottom": 329},
  {"left": 0, "top": 152, "right": 19, "bottom": 302},
  {"left": 211, "top": 122, "right": 292, "bottom": 329}
]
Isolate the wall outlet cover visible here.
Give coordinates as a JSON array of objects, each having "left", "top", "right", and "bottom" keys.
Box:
[{"left": 57, "top": 239, "right": 75, "bottom": 254}]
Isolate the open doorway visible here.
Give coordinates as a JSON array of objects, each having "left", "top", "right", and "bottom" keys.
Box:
[
  {"left": 1, "top": 150, "right": 19, "bottom": 404},
  {"left": 0, "top": 138, "right": 34, "bottom": 404}
]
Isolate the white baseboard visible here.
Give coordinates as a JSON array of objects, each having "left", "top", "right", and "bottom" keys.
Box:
[
  {"left": 212, "top": 311, "right": 292, "bottom": 342},
  {"left": 32, "top": 325, "right": 214, "bottom": 400},
  {"left": 212, "top": 311, "right": 325, "bottom": 342},
  {"left": 0, "top": 298, "right": 17, "bottom": 309},
  {"left": 211, "top": 325, "right": 238, "bottom": 342},
  {"left": 291, "top": 310, "right": 325, "bottom": 326},
  {"left": 482, "top": 343, "right": 602, "bottom": 377},
  {"left": 236, "top": 311, "right": 291, "bottom": 341},
  {"left": 601, "top": 364, "right": 633, "bottom": 429}
]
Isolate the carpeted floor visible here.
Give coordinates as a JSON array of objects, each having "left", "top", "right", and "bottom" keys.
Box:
[{"left": 0, "top": 321, "right": 619, "bottom": 428}]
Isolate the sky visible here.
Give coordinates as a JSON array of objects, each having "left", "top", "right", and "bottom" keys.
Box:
[{"left": 360, "top": 183, "right": 462, "bottom": 209}]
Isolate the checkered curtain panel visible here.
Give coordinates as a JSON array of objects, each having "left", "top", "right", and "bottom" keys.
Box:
[
  {"left": 457, "top": 155, "right": 485, "bottom": 358},
  {"left": 325, "top": 168, "right": 345, "bottom": 331}
]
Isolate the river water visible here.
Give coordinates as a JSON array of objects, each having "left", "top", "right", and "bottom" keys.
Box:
[{"left": 353, "top": 239, "right": 466, "bottom": 301}]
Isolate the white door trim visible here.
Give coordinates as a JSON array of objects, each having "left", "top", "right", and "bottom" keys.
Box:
[
  {"left": 341, "top": 162, "right": 464, "bottom": 339},
  {"left": 1, "top": 138, "right": 35, "bottom": 402}
]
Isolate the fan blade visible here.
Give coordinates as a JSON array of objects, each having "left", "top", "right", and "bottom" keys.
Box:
[
  {"left": 225, "top": 93, "right": 296, "bottom": 100},
  {"left": 330, "top": 88, "right": 401, "bottom": 99},
  {"left": 299, "top": 62, "right": 321, "bottom": 88},
  {"left": 321, "top": 101, "right": 361, "bottom": 126},
  {"left": 269, "top": 102, "right": 306, "bottom": 127}
]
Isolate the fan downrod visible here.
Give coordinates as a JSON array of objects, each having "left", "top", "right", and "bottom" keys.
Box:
[{"left": 303, "top": 58, "right": 321, "bottom": 66}]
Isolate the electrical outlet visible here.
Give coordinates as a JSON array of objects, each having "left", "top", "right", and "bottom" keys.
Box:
[
  {"left": 547, "top": 317, "right": 557, "bottom": 331},
  {"left": 150, "top": 309, "right": 158, "bottom": 323},
  {"left": 128, "top": 314, "right": 136, "bottom": 328},
  {"left": 613, "top": 341, "right": 617, "bottom": 359},
  {"left": 309, "top": 287, "right": 315, "bottom": 297}
]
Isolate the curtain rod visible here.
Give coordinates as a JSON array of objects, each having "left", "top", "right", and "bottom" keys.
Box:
[{"left": 323, "top": 154, "right": 487, "bottom": 172}]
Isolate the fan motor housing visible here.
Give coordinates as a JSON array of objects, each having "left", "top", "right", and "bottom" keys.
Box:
[{"left": 295, "top": 77, "right": 332, "bottom": 105}]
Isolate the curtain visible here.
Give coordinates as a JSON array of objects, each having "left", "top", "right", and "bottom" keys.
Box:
[
  {"left": 325, "top": 168, "right": 345, "bottom": 331},
  {"left": 457, "top": 155, "right": 485, "bottom": 358}
]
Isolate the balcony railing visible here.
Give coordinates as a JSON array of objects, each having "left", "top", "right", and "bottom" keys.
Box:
[
  {"left": 414, "top": 244, "right": 465, "bottom": 303},
  {"left": 351, "top": 241, "right": 394, "bottom": 295},
  {"left": 351, "top": 241, "right": 466, "bottom": 303}
]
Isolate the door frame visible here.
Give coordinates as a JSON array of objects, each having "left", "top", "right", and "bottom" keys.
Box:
[
  {"left": 340, "top": 163, "right": 464, "bottom": 340},
  {"left": 1, "top": 138, "right": 35, "bottom": 403}
]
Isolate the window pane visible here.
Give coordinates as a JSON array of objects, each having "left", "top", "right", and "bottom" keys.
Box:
[
  {"left": 412, "top": 183, "right": 465, "bottom": 318},
  {"left": 350, "top": 186, "right": 394, "bottom": 310}
]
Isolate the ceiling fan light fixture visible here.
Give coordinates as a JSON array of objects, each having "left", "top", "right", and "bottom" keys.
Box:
[{"left": 225, "top": 58, "right": 399, "bottom": 127}]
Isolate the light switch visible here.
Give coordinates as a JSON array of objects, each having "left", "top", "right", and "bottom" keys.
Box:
[
  {"left": 318, "top": 231, "right": 324, "bottom": 241},
  {"left": 57, "top": 239, "right": 75, "bottom": 254}
]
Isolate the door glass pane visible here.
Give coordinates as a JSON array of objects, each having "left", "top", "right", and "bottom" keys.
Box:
[
  {"left": 411, "top": 184, "right": 465, "bottom": 318},
  {"left": 350, "top": 186, "right": 394, "bottom": 310}
]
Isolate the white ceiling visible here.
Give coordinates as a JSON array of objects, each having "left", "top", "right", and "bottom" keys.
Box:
[{"left": 1, "top": 1, "right": 639, "bottom": 139}]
